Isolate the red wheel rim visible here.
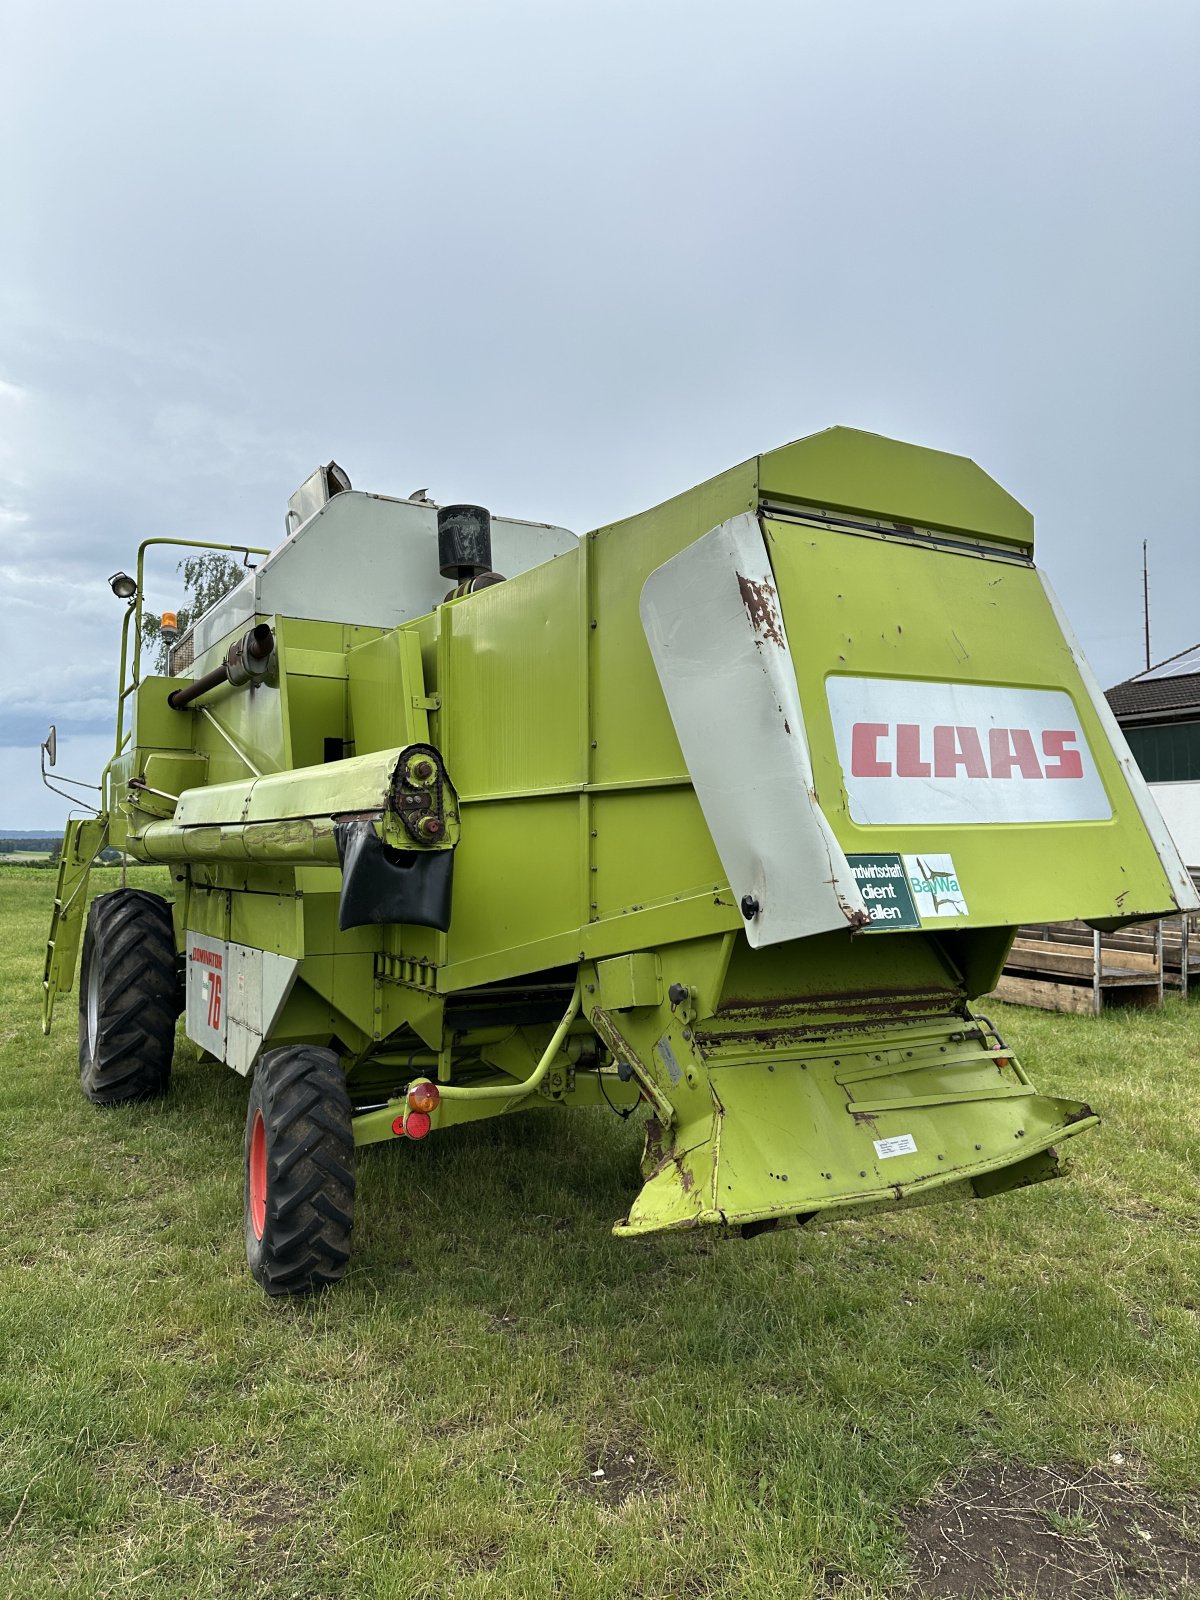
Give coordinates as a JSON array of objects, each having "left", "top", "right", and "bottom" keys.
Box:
[{"left": 249, "top": 1109, "right": 267, "bottom": 1240}]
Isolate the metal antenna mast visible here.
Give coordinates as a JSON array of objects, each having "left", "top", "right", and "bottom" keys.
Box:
[{"left": 1143, "top": 540, "right": 1151, "bottom": 672}]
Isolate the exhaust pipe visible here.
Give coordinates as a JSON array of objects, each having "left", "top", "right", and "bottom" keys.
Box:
[{"left": 168, "top": 623, "right": 275, "bottom": 710}]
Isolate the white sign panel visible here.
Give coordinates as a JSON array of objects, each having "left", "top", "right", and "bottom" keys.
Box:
[
  {"left": 826, "top": 677, "right": 1112, "bottom": 826},
  {"left": 185, "top": 934, "right": 228, "bottom": 1059}
]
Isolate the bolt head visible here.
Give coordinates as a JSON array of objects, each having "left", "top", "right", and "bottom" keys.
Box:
[
  {"left": 739, "top": 894, "right": 761, "bottom": 919},
  {"left": 418, "top": 816, "right": 443, "bottom": 838}
]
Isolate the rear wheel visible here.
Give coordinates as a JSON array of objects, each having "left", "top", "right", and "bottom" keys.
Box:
[
  {"left": 244, "top": 1046, "right": 355, "bottom": 1296},
  {"left": 78, "top": 890, "right": 180, "bottom": 1105}
]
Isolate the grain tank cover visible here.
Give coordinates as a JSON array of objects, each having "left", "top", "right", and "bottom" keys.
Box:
[
  {"left": 758, "top": 427, "right": 1034, "bottom": 550},
  {"left": 186, "top": 490, "right": 577, "bottom": 660}
]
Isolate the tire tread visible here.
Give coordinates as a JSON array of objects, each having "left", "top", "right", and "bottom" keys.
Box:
[
  {"left": 245, "top": 1046, "right": 354, "bottom": 1296},
  {"left": 79, "top": 890, "right": 180, "bottom": 1105}
]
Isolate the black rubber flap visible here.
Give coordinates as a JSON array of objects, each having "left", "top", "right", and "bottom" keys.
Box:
[{"left": 334, "top": 820, "right": 454, "bottom": 932}]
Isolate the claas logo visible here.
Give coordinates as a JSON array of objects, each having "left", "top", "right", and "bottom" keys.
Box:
[{"left": 849, "top": 723, "right": 1084, "bottom": 781}]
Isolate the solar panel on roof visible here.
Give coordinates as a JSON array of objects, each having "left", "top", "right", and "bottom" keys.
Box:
[{"left": 1134, "top": 642, "right": 1200, "bottom": 681}]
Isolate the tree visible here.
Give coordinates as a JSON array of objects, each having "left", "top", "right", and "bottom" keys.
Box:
[{"left": 140, "top": 552, "right": 248, "bottom": 672}]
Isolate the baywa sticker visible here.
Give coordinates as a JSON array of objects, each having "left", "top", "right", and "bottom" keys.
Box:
[{"left": 903, "top": 853, "right": 968, "bottom": 918}]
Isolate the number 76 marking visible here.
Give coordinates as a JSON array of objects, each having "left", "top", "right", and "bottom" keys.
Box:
[{"left": 207, "top": 973, "right": 222, "bottom": 1030}]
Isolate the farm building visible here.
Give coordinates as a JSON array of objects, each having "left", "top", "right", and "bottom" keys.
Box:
[
  {"left": 983, "top": 649, "right": 1200, "bottom": 1016},
  {"left": 1107, "top": 643, "right": 1200, "bottom": 869}
]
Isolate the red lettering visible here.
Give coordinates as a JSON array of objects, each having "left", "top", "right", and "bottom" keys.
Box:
[
  {"left": 844, "top": 714, "right": 1088, "bottom": 784},
  {"left": 851, "top": 722, "right": 891, "bottom": 777},
  {"left": 988, "top": 727, "right": 1043, "bottom": 779},
  {"left": 1042, "top": 729, "right": 1083, "bottom": 779},
  {"left": 895, "top": 723, "right": 931, "bottom": 778},
  {"left": 933, "top": 724, "right": 988, "bottom": 779},
  {"left": 207, "top": 973, "right": 222, "bottom": 1030}
]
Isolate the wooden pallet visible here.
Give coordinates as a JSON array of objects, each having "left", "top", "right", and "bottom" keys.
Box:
[
  {"left": 1014, "top": 913, "right": 1200, "bottom": 995},
  {"left": 993, "top": 937, "right": 1163, "bottom": 1015},
  {"left": 987, "top": 915, "right": 1198, "bottom": 1016}
]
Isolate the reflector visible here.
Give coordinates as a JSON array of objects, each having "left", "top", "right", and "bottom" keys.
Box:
[{"left": 407, "top": 1079, "right": 441, "bottom": 1114}]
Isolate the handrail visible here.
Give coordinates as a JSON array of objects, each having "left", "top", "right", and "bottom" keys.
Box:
[{"left": 111, "top": 535, "right": 271, "bottom": 765}]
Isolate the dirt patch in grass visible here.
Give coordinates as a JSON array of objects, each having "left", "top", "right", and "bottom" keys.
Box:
[
  {"left": 457, "top": 1539, "right": 505, "bottom": 1573},
  {"left": 902, "top": 1460, "right": 1200, "bottom": 1597},
  {"left": 148, "top": 1446, "right": 315, "bottom": 1546},
  {"left": 578, "top": 1437, "right": 672, "bottom": 1506}
]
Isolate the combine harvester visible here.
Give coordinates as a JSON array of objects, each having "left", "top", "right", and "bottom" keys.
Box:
[{"left": 41, "top": 429, "right": 1195, "bottom": 1294}]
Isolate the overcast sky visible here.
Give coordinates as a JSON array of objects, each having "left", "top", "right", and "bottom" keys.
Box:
[{"left": 2, "top": 0, "right": 1197, "bottom": 829}]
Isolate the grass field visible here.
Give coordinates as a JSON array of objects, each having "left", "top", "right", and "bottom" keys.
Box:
[{"left": 2, "top": 864, "right": 1198, "bottom": 1598}]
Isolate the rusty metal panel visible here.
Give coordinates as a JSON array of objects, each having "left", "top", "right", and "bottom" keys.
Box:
[{"left": 639, "top": 512, "right": 866, "bottom": 946}]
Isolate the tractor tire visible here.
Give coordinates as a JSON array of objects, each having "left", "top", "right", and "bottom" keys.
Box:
[
  {"left": 78, "top": 889, "right": 181, "bottom": 1105},
  {"left": 244, "top": 1046, "right": 355, "bottom": 1296}
]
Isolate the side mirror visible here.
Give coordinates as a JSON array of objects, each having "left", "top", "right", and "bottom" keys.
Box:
[{"left": 39, "top": 724, "right": 101, "bottom": 808}]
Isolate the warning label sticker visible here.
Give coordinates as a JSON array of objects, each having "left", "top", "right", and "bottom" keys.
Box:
[
  {"left": 874, "top": 1133, "right": 918, "bottom": 1160},
  {"left": 846, "top": 854, "right": 921, "bottom": 930}
]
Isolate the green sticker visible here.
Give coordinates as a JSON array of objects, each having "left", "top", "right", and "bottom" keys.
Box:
[{"left": 846, "top": 854, "right": 921, "bottom": 931}]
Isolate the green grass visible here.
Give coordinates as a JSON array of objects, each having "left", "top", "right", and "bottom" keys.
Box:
[{"left": 1, "top": 863, "right": 1198, "bottom": 1598}]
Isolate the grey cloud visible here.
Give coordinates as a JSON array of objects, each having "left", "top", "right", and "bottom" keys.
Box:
[{"left": 2, "top": 0, "right": 1197, "bottom": 830}]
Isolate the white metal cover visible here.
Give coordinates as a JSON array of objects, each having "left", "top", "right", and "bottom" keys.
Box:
[
  {"left": 188, "top": 492, "right": 578, "bottom": 661},
  {"left": 640, "top": 513, "right": 866, "bottom": 947},
  {"left": 185, "top": 934, "right": 299, "bottom": 1075},
  {"left": 826, "top": 677, "right": 1113, "bottom": 826}
]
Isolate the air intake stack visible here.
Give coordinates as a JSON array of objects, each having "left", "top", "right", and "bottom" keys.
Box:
[{"left": 437, "top": 504, "right": 493, "bottom": 582}]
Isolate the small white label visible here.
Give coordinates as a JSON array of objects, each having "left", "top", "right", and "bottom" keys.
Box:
[
  {"left": 903, "top": 852, "right": 968, "bottom": 918},
  {"left": 874, "top": 1133, "right": 918, "bottom": 1160}
]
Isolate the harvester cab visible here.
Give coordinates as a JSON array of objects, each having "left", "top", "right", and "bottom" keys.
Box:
[{"left": 42, "top": 429, "right": 1197, "bottom": 1293}]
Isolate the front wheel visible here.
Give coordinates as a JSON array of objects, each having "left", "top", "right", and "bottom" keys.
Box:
[
  {"left": 244, "top": 1046, "right": 355, "bottom": 1296},
  {"left": 78, "top": 889, "right": 180, "bottom": 1105}
]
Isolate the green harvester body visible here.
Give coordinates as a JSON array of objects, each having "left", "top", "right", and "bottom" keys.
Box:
[{"left": 44, "top": 428, "right": 1197, "bottom": 1242}]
